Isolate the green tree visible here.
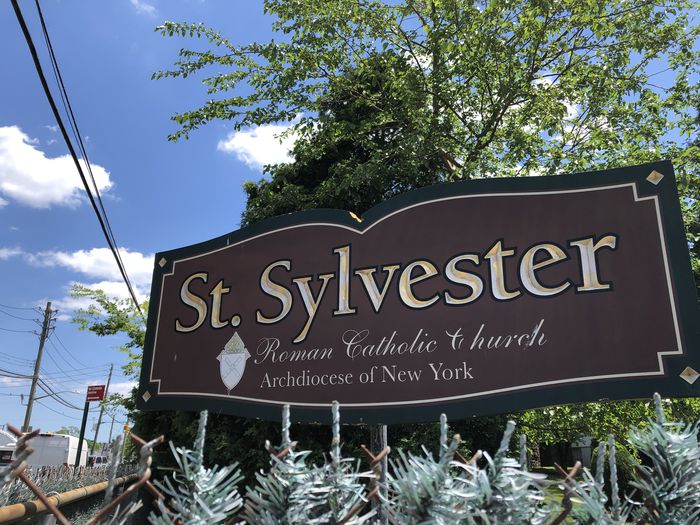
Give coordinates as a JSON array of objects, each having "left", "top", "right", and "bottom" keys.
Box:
[
  {"left": 72, "top": 285, "right": 147, "bottom": 379},
  {"left": 517, "top": 398, "right": 700, "bottom": 447},
  {"left": 53, "top": 425, "right": 81, "bottom": 437},
  {"left": 156, "top": 2, "right": 697, "bottom": 171},
  {"left": 156, "top": 0, "right": 700, "bottom": 287}
]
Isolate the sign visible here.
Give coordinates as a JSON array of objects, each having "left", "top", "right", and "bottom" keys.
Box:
[
  {"left": 86, "top": 385, "right": 106, "bottom": 402},
  {"left": 138, "top": 161, "right": 699, "bottom": 423}
]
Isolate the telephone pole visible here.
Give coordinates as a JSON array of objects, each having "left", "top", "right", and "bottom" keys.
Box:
[
  {"left": 90, "top": 364, "right": 112, "bottom": 454},
  {"left": 22, "top": 302, "right": 53, "bottom": 433},
  {"left": 107, "top": 413, "right": 116, "bottom": 449}
]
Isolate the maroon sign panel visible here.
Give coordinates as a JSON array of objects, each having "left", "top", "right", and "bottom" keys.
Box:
[
  {"left": 138, "top": 162, "right": 699, "bottom": 423},
  {"left": 86, "top": 385, "right": 106, "bottom": 402}
]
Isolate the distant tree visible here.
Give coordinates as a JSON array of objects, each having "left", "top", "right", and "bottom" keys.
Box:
[
  {"left": 53, "top": 425, "right": 80, "bottom": 437},
  {"left": 71, "top": 285, "right": 146, "bottom": 379},
  {"left": 516, "top": 398, "right": 700, "bottom": 447}
]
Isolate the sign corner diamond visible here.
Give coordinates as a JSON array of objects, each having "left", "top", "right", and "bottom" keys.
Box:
[
  {"left": 680, "top": 366, "right": 699, "bottom": 385},
  {"left": 647, "top": 170, "right": 664, "bottom": 185}
]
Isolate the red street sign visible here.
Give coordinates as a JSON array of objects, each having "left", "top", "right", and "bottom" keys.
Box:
[{"left": 86, "top": 385, "right": 106, "bottom": 402}]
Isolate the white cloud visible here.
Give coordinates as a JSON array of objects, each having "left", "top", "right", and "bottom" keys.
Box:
[
  {"left": 44, "top": 125, "right": 58, "bottom": 133},
  {"left": 4, "top": 246, "right": 151, "bottom": 319},
  {"left": 48, "top": 279, "right": 149, "bottom": 322},
  {"left": 130, "top": 0, "right": 157, "bottom": 16},
  {"left": 30, "top": 247, "right": 152, "bottom": 318},
  {"left": 217, "top": 122, "right": 298, "bottom": 170},
  {"left": 75, "top": 279, "right": 149, "bottom": 302},
  {"left": 0, "top": 196, "right": 7, "bottom": 208},
  {"left": 0, "top": 376, "right": 28, "bottom": 387},
  {"left": 0, "top": 126, "right": 113, "bottom": 208},
  {"left": 29, "top": 247, "right": 153, "bottom": 288},
  {"left": 49, "top": 277, "right": 149, "bottom": 317},
  {"left": 49, "top": 292, "right": 96, "bottom": 321},
  {"left": 0, "top": 246, "right": 23, "bottom": 260},
  {"left": 50, "top": 281, "right": 148, "bottom": 321},
  {"left": 72, "top": 380, "right": 136, "bottom": 397},
  {"left": 109, "top": 381, "right": 138, "bottom": 396}
]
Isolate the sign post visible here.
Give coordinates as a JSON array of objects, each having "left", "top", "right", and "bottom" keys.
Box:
[
  {"left": 75, "top": 385, "right": 105, "bottom": 467},
  {"left": 138, "top": 161, "right": 699, "bottom": 423}
]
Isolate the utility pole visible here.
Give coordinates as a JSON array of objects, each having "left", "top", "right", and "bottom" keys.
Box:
[
  {"left": 22, "top": 301, "right": 52, "bottom": 433},
  {"left": 106, "top": 413, "right": 116, "bottom": 450},
  {"left": 90, "top": 364, "right": 112, "bottom": 455}
]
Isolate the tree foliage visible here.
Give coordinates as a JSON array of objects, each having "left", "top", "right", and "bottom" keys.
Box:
[
  {"left": 72, "top": 285, "right": 147, "bottom": 379},
  {"left": 155, "top": 0, "right": 700, "bottom": 288},
  {"left": 516, "top": 397, "right": 700, "bottom": 446},
  {"left": 53, "top": 425, "right": 81, "bottom": 437},
  {"left": 155, "top": 0, "right": 698, "bottom": 173}
]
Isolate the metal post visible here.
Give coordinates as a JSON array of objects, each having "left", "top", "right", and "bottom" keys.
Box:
[
  {"left": 75, "top": 400, "right": 90, "bottom": 468},
  {"left": 370, "top": 423, "right": 388, "bottom": 523},
  {"left": 22, "top": 302, "right": 52, "bottom": 433},
  {"left": 120, "top": 422, "right": 130, "bottom": 459},
  {"left": 90, "top": 364, "right": 112, "bottom": 454}
]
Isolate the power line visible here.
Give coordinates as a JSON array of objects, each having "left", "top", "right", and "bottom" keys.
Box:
[
  {"left": 44, "top": 341, "right": 112, "bottom": 379},
  {"left": 35, "top": 399, "right": 92, "bottom": 421},
  {"left": 42, "top": 367, "right": 110, "bottom": 380},
  {"left": 42, "top": 349, "right": 89, "bottom": 382},
  {"left": 11, "top": 0, "right": 144, "bottom": 319},
  {"left": 0, "top": 327, "right": 37, "bottom": 334},
  {"left": 33, "top": 0, "right": 127, "bottom": 284},
  {"left": 51, "top": 331, "right": 89, "bottom": 369},
  {"left": 45, "top": 338, "right": 101, "bottom": 375},
  {"left": 33, "top": 0, "right": 134, "bottom": 305},
  {"left": 0, "top": 308, "right": 40, "bottom": 322},
  {"left": 37, "top": 378, "right": 85, "bottom": 411},
  {"left": 0, "top": 350, "right": 34, "bottom": 363},
  {"left": 0, "top": 303, "right": 41, "bottom": 312},
  {"left": 0, "top": 368, "right": 33, "bottom": 379},
  {"left": 0, "top": 353, "right": 34, "bottom": 369}
]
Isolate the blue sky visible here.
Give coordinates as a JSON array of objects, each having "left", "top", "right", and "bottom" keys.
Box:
[{"left": 0, "top": 1, "right": 293, "bottom": 440}]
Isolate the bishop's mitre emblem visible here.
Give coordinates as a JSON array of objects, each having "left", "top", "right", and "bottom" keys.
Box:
[{"left": 217, "top": 332, "right": 251, "bottom": 394}]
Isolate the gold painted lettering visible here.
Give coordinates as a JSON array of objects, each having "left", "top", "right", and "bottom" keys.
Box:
[
  {"left": 520, "top": 244, "right": 570, "bottom": 296},
  {"left": 175, "top": 272, "right": 208, "bottom": 333},
  {"left": 569, "top": 235, "right": 617, "bottom": 291},
  {"left": 399, "top": 261, "right": 440, "bottom": 309},
  {"left": 209, "top": 280, "right": 231, "bottom": 328},
  {"left": 444, "top": 254, "right": 483, "bottom": 305},
  {"left": 293, "top": 273, "right": 334, "bottom": 343},
  {"left": 256, "top": 260, "right": 293, "bottom": 324},
  {"left": 355, "top": 265, "right": 400, "bottom": 312},
  {"left": 484, "top": 241, "right": 521, "bottom": 300},
  {"left": 333, "top": 245, "right": 356, "bottom": 315}
]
